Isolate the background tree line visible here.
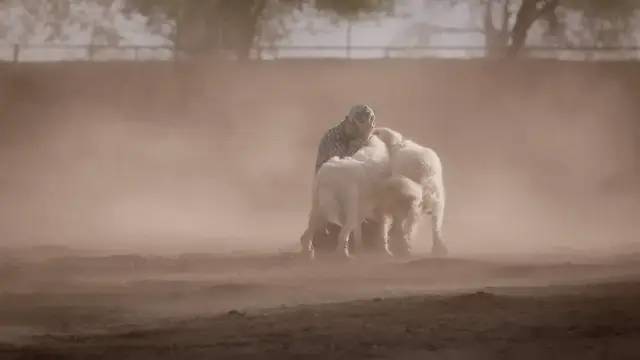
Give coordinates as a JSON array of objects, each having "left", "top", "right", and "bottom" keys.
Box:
[{"left": 0, "top": 0, "right": 638, "bottom": 59}]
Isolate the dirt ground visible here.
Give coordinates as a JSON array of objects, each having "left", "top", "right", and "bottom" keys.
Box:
[
  {"left": 1, "top": 59, "right": 639, "bottom": 359},
  {"left": 1, "top": 249, "right": 640, "bottom": 359}
]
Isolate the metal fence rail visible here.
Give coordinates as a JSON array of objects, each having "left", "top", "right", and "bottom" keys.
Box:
[
  {"left": 2, "top": 43, "right": 640, "bottom": 62},
  {"left": 0, "top": 44, "right": 175, "bottom": 62}
]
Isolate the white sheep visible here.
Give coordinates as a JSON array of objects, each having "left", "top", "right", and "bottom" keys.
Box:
[
  {"left": 376, "top": 174, "right": 425, "bottom": 256},
  {"left": 372, "top": 127, "right": 447, "bottom": 257},
  {"left": 300, "top": 135, "right": 394, "bottom": 259}
]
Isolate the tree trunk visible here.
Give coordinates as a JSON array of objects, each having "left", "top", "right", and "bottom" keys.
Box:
[
  {"left": 234, "top": 0, "right": 267, "bottom": 61},
  {"left": 636, "top": 119, "right": 640, "bottom": 175},
  {"left": 235, "top": 36, "right": 253, "bottom": 60},
  {"left": 484, "top": 0, "right": 510, "bottom": 58},
  {"left": 507, "top": 0, "right": 559, "bottom": 57},
  {"left": 501, "top": 0, "right": 510, "bottom": 34},
  {"left": 507, "top": 0, "right": 537, "bottom": 57},
  {"left": 174, "top": 1, "right": 185, "bottom": 61}
]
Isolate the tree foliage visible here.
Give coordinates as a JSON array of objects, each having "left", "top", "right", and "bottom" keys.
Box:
[
  {"left": 314, "top": 0, "right": 393, "bottom": 17},
  {"left": 0, "top": 0, "right": 121, "bottom": 45},
  {"left": 476, "top": 0, "right": 639, "bottom": 56},
  {"left": 1, "top": 0, "right": 637, "bottom": 59},
  {"left": 444, "top": 0, "right": 639, "bottom": 56},
  {"left": 124, "top": 0, "right": 393, "bottom": 59},
  {"left": 553, "top": 0, "right": 638, "bottom": 48}
]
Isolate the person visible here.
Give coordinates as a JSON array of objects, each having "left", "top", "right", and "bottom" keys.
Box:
[{"left": 310, "top": 104, "right": 388, "bottom": 256}]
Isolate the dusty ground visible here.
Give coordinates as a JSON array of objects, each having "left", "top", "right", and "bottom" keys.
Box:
[
  {"left": 1, "top": 59, "right": 639, "bottom": 359},
  {"left": 1, "top": 248, "right": 640, "bottom": 359}
]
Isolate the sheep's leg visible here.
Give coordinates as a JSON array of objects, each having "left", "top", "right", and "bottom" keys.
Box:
[
  {"left": 398, "top": 203, "right": 422, "bottom": 257},
  {"left": 314, "top": 224, "right": 340, "bottom": 256},
  {"left": 337, "top": 223, "right": 355, "bottom": 258},
  {"left": 378, "top": 214, "right": 393, "bottom": 257},
  {"left": 301, "top": 195, "right": 325, "bottom": 260},
  {"left": 389, "top": 214, "right": 411, "bottom": 257},
  {"left": 337, "top": 185, "right": 359, "bottom": 258},
  {"left": 362, "top": 216, "right": 391, "bottom": 256},
  {"left": 300, "top": 220, "right": 322, "bottom": 260},
  {"left": 352, "top": 220, "right": 363, "bottom": 255},
  {"left": 299, "top": 228, "right": 314, "bottom": 259},
  {"left": 430, "top": 200, "right": 447, "bottom": 257}
]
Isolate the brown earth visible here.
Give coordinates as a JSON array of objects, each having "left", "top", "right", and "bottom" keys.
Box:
[
  {"left": 0, "top": 59, "right": 639, "bottom": 358},
  {"left": 1, "top": 250, "right": 640, "bottom": 359}
]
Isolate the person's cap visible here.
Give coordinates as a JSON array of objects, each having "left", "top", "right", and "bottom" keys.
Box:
[{"left": 347, "top": 104, "right": 375, "bottom": 122}]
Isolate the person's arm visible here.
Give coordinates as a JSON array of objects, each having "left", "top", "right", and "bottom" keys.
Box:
[
  {"left": 314, "top": 127, "right": 348, "bottom": 173},
  {"left": 345, "top": 137, "right": 369, "bottom": 157},
  {"left": 315, "top": 133, "right": 334, "bottom": 173}
]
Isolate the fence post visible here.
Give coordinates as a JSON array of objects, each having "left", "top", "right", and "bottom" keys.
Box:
[{"left": 12, "top": 44, "right": 19, "bottom": 63}]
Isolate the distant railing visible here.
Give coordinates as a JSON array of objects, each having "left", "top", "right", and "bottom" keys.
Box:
[
  {"left": 2, "top": 43, "right": 640, "bottom": 62},
  {"left": 255, "top": 45, "right": 640, "bottom": 61},
  {"left": 0, "top": 44, "right": 175, "bottom": 62}
]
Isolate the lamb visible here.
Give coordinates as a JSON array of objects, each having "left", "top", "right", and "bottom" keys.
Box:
[
  {"left": 300, "top": 135, "right": 397, "bottom": 259},
  {"left": 372, "top": 127, "right": 447, "bottom": 257}
]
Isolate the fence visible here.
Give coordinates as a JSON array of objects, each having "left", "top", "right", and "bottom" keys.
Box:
[
  {"left": 0, "top": 44, "right": 175, "bottom": 62},
  {"left": 2, "top": 43, "right": 640, "bottom": 62}
]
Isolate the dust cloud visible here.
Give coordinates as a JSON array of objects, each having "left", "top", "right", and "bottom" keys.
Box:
[
  {"left": 2, "top": 61, "right": 640, "bottom": 359},
  {"left": 0, "top": 60, "right": 638, "bottom": 256}
]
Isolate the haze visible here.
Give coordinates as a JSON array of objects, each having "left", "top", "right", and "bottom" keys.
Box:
[{"left": 1, "top": 60, "right": 638, "bottom": 256}]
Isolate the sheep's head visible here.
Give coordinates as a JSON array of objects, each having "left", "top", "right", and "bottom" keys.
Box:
[
  {"left": 344, "top": 104, "right": 375, "bottom": 141},
  {"left": 372, "top": 127, "right": 404, "bottom": 149}
]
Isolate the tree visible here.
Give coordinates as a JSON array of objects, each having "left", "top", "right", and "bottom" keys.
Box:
[
  {"left": 553, "top": 0, "right": 639, "bottom": 48},
  {"left": 124, "top": 0, "right": 393, "bottom": 60},
  {"left": 0, "top": 0, "right": 122, "bottom": 46},
  {"left": 502, "top": 0, "right": 639, "bottom": 57},
  {"left": 506, "top": 0, "right": 559, "bottom": 56},
  {"left": 448, "top": 0, "right": 639, "bottom": 57},
  {"left": 484, "top": 0, "right": 510, "bottom": 57},
  {"left": 314, "top": 0, "right": 393, "bottom": 16}
]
